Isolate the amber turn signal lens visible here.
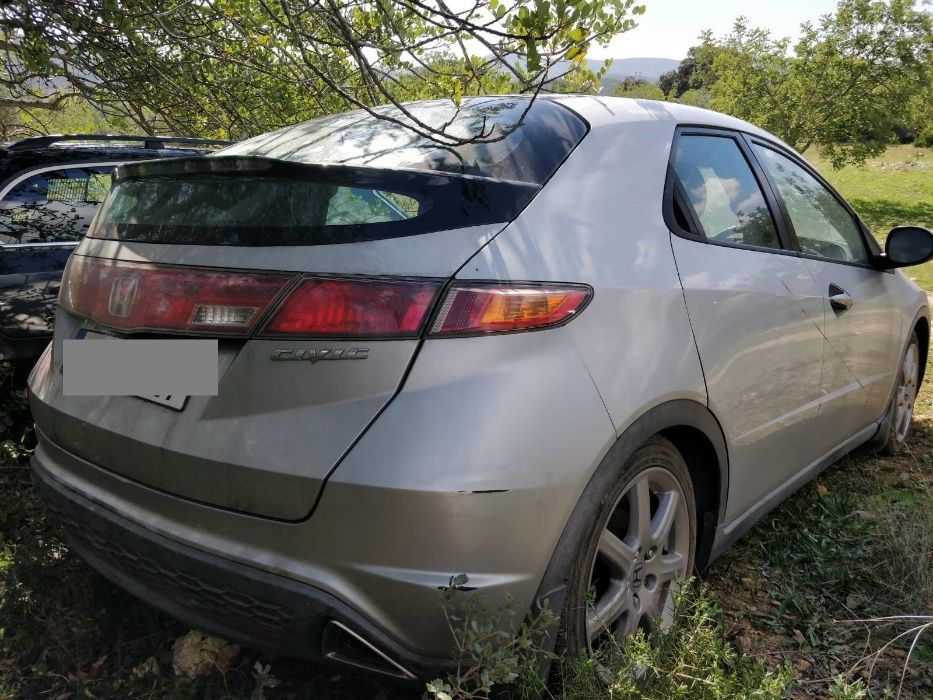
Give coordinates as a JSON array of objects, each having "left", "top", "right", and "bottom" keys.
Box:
[{"left": 430, "top": 284, "right": 591, "bottom": 336}]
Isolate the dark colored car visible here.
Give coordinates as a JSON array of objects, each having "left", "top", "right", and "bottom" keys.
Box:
[{"left": 0, "top": 134, "right": 230, "bottom": 366}]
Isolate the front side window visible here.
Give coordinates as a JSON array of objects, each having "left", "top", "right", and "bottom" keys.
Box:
[
  {"left": 0, "top": 166, "right": 115, "bottom": 244},
  {"left": 671, "top": 135, "right": 781, "bottom": 249},
  {"left": 752, "top": 145, "right": 869, "bottom": 264},
  {"left": 324, "top": 187, "right": 419, "bottom": 224}
]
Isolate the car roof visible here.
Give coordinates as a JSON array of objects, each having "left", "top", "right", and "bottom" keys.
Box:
[{"left": 548, "top": 95, "right": 789, "bottom": 148}]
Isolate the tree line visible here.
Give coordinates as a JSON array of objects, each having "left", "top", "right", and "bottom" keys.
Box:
[
  {"left": 1, "top": 0, "right": 930, "bottom": 165},
  {"left": 0, "top": 0, "right": 641, "bottom": 144},
  {"left": 614, "top": 0, "right": 932, "bottom": 167}
]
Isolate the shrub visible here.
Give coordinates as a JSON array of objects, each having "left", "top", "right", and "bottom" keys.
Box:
[
  {"left": 559, "top": 583, "right": 792, "bottom": 699},
  {"left": 426, "top": 574, "right": 557, "bottom": 700}
]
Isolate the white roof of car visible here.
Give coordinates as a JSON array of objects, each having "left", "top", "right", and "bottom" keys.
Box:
[{"left": 551, "top": 95, "right": 786, "bottom": 148}]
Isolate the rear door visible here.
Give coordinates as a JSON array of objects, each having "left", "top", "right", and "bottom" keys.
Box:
[
  {"left": 748, "top": 142, "right": 901, "bottom": 440},
  {"left": 31, "top": 97, "right": 590, "bottom": 521},
  {"left": 666, "top": 128, "right": 827, "bottom": 522}
]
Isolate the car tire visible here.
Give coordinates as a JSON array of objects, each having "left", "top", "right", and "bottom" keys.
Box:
[
  {"left": 558, "top": 435, "right": 696, "bottom": 660},
  {"left": 874, "top": 331, "right": 922, "bottom": 456}
]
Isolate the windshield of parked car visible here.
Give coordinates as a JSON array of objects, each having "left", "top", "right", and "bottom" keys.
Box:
[{"left": 0, "top": 166, "right": 114, "bottom": 244}]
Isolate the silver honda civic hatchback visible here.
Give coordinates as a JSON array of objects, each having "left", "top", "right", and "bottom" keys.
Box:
[{"left": 27, "top": 96, "right": 931, "bottom": 680}]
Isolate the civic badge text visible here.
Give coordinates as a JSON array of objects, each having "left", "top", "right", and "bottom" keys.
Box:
[{"left": 270, "top": 348, "right": 370, "bottom": 363}]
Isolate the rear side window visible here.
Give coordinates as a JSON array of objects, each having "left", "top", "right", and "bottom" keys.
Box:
[
  {"left": 0, "top": 166, "right": 115, "bottom": 244},
  {"left": 671, "top": 135, "right": 780, "bottom": 250},
  {"left": 752, "top": 145, "right": 869, "bottom": 264}
]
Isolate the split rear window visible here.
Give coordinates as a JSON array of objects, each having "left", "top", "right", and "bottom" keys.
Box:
[
  {"left": 87, "top": 98, "right": 587, "bottom": 247},
  {"left": 220, "top": 97, "right": 587, "bottom": 185}
]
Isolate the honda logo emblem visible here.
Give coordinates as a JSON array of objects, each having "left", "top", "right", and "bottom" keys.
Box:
[{"left": 108, "top": 276, "right": 139, "bottom": 318}]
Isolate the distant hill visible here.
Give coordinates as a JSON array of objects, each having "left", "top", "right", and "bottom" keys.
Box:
[
  {"left": 492, "top": 55, "right": 680, "bottom": 90},
  {"left": 590, "top": 57, "right": 681, "bottom": 82}
]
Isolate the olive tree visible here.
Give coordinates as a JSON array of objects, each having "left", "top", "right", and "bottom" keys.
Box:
[
  {"left": 707, "top": 0, "right": 932, "bottom": 167},
  {"left": 0, "top": 0, "right": 645, "bottom": 142}
]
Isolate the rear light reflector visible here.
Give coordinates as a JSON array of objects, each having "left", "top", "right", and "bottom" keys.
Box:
[
  {"left": 262, "top": 278, "right": 441, "bottom": 337},
  {"left": 191, "top": 305, "right": 258, "bottom": 327},
  {"left": 430, "top": 283, "right": 592, "bottom": 336},
  {"left": 60, "top": 256, "right": 291, "bottom": 335}
]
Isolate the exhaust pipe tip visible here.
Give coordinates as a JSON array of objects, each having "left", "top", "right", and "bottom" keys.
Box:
[{"left": 321, "top": 620, "right": 418, "bottom": 681}]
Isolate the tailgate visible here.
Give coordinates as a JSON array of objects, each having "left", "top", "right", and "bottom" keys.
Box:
[
  {"left": 28, "top": 155, "right": 540, "bottom": 519},
  {"left": 30, "top": 315, "right": 416, "bottom": 520}
]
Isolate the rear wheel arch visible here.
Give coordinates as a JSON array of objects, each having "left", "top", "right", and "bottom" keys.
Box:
[
  {"left": 533, "top": 399, "right": 728, "bottom": 619},
  {"left": 657, "top": 424, "right": 722, "bottom": 571}
]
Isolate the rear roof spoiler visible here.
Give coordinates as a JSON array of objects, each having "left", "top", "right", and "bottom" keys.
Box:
[{"left": 112, "top": 155, "right": 538, "bottom": 188}]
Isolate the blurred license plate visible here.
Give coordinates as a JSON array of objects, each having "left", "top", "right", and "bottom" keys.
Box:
[
  {"left": 138, "top": 393, "right": 188, "bottom": 410},
  {"left": 67, "top": 329, "right": 217, "bottom": 410}
]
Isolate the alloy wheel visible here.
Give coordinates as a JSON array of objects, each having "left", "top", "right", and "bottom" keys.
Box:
[
  {"left": 894, "top": 342, "right": 919, "bottom": 443},
  {"left": 585, "top": 466, "right": 691, "bottom": 650}
]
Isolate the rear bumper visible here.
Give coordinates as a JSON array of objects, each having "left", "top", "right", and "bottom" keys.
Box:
[
  {"left": 27, "top": 323, "right": 618, "bottom": 664},
  {"left": 31, "top": 454, "right": 444, "bottom": 680}
]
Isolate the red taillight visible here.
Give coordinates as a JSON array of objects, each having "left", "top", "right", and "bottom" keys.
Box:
[
  {"left": 430, "top": 283, "right": 591, "bottom": 336},
  {"left": 60, "top": 256, "right": 291, "bottom": 335},
  {"left": 60, "top": 255, "right": 590, "bottom": 339},
  {"left": 262, "top": 278, "right": 441, "bottom": 337}
]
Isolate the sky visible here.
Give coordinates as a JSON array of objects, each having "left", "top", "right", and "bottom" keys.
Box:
[{"left": 588, "top": 0, "right": 844, "bottom": 60}]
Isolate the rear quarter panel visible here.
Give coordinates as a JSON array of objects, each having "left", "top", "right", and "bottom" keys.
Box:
[{"left": 458, "top": 101, "right": 707, "bottom": 437}]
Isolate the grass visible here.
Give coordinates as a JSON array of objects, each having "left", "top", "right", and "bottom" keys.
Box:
[
  {"left": 558, "top": 585, "right": 792, "bottom": 699},
  {"left": 704, "top": 346, "right": 933, "bottom": 698},
  {"left": 0, "top": 145, "right": 931, "bottom": 698}
]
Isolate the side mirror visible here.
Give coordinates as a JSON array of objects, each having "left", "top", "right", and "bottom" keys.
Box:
[{"left": 878, "top": 226, "right": 933, "bottom": 269}]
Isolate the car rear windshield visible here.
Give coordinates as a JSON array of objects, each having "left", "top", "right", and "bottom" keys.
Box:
[
  {"left": 86, "top": 98, "right": 586, "bottom": 246},
  {"left": 220, "top": 97, "right": 587, "bottom": 185}
]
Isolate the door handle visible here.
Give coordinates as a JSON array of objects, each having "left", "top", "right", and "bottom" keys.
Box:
[{"left": 828, "top": 283, "right": 853, "bottom": 316}]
